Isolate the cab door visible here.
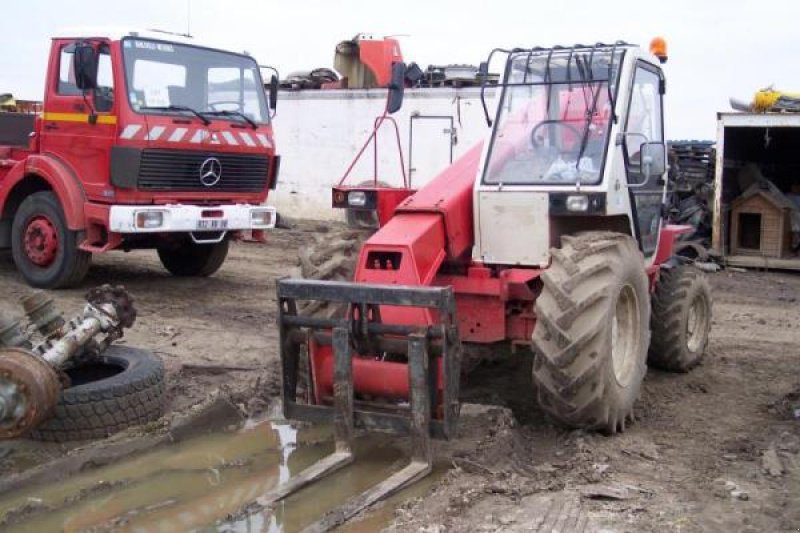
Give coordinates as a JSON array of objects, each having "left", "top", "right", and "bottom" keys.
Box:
[
  {"left": 623, "top": 62, "right": 666, "bottom": 257},
  {"left": 39, "top": 40, "right": 117, "bottom": 200}
]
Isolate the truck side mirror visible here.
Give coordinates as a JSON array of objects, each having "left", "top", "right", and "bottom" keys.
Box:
[
  {"left": 73, "top": 43, "right": 98, "bottom": 91},
  {"left": 268, "top": 75, "right": 278, "bottom": 111},
  {"left": 386, "top": 62, "right": 406, "bottom": 115},
  {"left": 640, "top": 141, "right": 666, "bottom": 179}
]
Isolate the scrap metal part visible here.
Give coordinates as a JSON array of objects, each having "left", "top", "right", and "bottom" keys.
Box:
[
  {"left": 86, "top": 284, "right": 137, "bottom": 330},
  {"left": 0, "top": 314, "right": 30, "bottom": 349},
  {"left": 20, "top": 292, "right": 64, "bottom": 339},
  {"left": 0, "top": 347, "right": 60, "bottom": 439},
  {"left": 0, "top": 284, "right": 138, "bottom": 439}
]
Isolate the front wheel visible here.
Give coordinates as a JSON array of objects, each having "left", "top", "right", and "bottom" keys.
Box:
[
  {"left": 11, "top": 191, "right": 91, "bottom": 289},
  {"left": 531, "top": 232, "right": 650, "bottom": 433},
  {"left": 157, "top": 238, "right": 229, "bottom": 277}
]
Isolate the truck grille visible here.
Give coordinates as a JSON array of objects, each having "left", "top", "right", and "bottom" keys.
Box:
[{"left": 137, "top": 149, "right": 269, "bottom": 192}]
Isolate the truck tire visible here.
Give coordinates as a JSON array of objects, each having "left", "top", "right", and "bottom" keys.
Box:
[
  {"left": 29, "top": 346, "right": 165, "bottom": 442},
  {"left": 297, "top": 229, "right": 371, "bottom": 318},
  {"left": 157, "top": 238, "right": 229, "bottom": 277},
  {"left": 648, "top": 266, "right": 712, "bottom": 372},
  {"left": 531, "top": 232, "right": 650, "bottom": 434},
  {"left": 11, "top": 191, "right": 91, "bottom": 289}
]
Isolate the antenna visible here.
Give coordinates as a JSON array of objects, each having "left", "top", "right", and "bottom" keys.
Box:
[{"left": 187, "top": 0, "right": 191, "bottom": 37}]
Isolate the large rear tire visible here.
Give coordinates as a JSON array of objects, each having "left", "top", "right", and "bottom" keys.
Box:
[
  {"left": 11, "top": 191, "right": 91, "bottom": 289},
  {"left": 531, "top": 232, "right": 650, "bottom": 433},
  {"left": 157, "top": 238, "right": 229, "bottom": 277},
  {"left": 648, "top": 265, "right": 712, "bottom": 372}
]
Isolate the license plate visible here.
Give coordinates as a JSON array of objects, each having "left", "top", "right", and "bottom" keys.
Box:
[{"left": 197, "top": 219, "right": 228, "bottom": 230}]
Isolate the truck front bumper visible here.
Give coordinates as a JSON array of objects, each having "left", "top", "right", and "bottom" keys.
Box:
[{"left": 108, "top": 204, "right": 277, "bottom": 234}]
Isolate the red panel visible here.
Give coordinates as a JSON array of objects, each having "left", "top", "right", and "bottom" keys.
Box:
[
  {"left": 653, "top": 224, "right": 693, "bottom": 266},
  {"left": 396, "top": 143, "right": 483, "bottom": 260},
  {"left": 357, "top": 38, "right": 403, "bottom": 87},
  {"left": 356, "top": 212, "right": 447, "bottom": 327}
]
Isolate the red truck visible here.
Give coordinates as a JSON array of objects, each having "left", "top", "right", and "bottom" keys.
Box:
[{"left": 0, "top": 30, "right": 280, "bottom": 288}]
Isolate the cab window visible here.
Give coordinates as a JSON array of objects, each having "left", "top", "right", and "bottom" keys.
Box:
[
  {"left": 95, "top": 45, "right": 114, "bottom": 112},
  {"left": 57, "top": 44, "right": 81, "bottom": 96}
]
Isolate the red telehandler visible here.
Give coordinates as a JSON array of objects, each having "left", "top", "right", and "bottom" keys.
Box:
[
  {"left": 0, "top": 29, "right": 280, "bottom": 289},
  {"left": 269, "top": 38, "right": 713, "bottom": 529}
]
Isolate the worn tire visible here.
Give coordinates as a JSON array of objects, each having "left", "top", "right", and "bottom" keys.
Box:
[
  {"left": 297, "top": 228, "right": 371, "bottom": 318},
  {"left": 11, "top": 191, "right": 91, "bottom": 289},
  {"left": 28, "top": 346, "right": 166, "bottom": 442},
  {"left": 157, "top": 238, "right": 229, "bottom": 277},
  {"left": 532, "top": 232, "right": 650, "bottom": 433},
  {"left": 648, "top": 266, "right": 712, "bottom": 372}
]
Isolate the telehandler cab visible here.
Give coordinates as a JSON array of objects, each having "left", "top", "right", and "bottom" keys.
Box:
[{"left": 270, "top": 39, "right": 712, "bottom": 529}]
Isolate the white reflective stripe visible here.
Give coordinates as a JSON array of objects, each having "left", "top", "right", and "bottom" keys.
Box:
[
  {"left": 145, "top": 126, "right": 166, "bottom": 141},
  {"left": 239, "top": 132, "right": 256, "bottom": 147},
  {"left": 120, "top": 124, "right": 142, "bottom": 139},
  {"left": 256, "top": 133, "right": 272, "bottom": 148},
  {"left": 190, "top": 130, "right": 208, "bottom": 143},
  {"left": 168, "top": 127, "right": 188, "bottom": 142},
  {"left": 221, "top": 131, "right": 238, "bottom": 145}
]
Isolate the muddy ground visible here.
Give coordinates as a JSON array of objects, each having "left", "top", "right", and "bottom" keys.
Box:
[{"left": 0, "top": 223, "right": 799, "bottom": 532}]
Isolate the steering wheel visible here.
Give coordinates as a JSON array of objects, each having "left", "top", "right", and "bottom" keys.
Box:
[
  {"left": 530, "top": 120, "right": 582, "bottom": 156},
  {"left": 208, "top": 100, "right": 244, "bottom": 112}
]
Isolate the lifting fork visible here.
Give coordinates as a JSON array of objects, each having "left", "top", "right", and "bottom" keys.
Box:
[{"left": 263, "top": 279, "right": 462, "bottom": 530}]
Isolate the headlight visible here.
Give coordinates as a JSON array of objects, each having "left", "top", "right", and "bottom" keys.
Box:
[
  {"left": 348, "top": 191, "right": 367, "bottom": 207},
  {"left": 251, "top": 209, "right": 275, "bottom": 227},
  {"left": 566, "top": 195, "right": 589, "bottom": 212},
  {"left": 135, "top": 210, "right": 165, "bottom": 229}
]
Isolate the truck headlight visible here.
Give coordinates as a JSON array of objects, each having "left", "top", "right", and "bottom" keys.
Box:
[
  {"left": 251, "top": 209, "right": 275, "bottom": 227},
  {"left": 566, "top": 195, "right": 589, "bottom": 212},
  {"left": 135, "top": 210, "right": 165, "bottom": 229},
  {"left": 348, "top": 191, "right": 367, "bottom": 207}
]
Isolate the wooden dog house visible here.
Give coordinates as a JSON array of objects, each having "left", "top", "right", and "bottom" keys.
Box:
[{"left": 730, "top": 183, "right": 794, "bottom": 258}]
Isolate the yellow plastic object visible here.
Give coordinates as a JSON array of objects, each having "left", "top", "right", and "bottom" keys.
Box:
[
  {"left": 753, "top": 87, "right": 800, "bottom": 112},
  {"left": 753, "top": 89, "right": 781, "bottom": 112}
]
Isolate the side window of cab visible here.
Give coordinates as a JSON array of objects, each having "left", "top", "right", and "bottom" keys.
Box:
[
  {"left": 57, "top": 44, "right": 81, "bottom": 96},
  {"left": 56, "top": 42, "right": 114, "bottom": 112},
  {"left": 95, "top": 44, "right": 114, "bottom": 112}
]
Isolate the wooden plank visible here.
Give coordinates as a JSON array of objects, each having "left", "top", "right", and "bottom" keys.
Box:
[{"left": 724, "top": 255, "right": 800, "bottom": 271}]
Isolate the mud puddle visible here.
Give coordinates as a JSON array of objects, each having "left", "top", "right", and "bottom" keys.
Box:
[{"left": 0, "top": 419, "right": 445, "bottom": 532}]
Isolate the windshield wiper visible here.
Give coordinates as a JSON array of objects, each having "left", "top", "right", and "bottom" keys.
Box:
[
  {"left": 203, "top": 110, "right": 258, "bottom": 130},
  {"left": 140, "top": 105, "right": 211, "bottom": 126}
]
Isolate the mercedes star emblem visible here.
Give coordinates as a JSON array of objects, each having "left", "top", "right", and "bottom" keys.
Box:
[{"left": 199, "top": 157, "right": 222, "bottom": 187}]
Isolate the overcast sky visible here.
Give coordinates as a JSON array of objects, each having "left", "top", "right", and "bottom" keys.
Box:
[{"left": 2, "top": 0, "right": 798, "bottom": 139}]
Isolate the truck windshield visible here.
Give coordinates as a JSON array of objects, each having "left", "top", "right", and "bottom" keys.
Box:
[
  {"left": 483, "top": 48, "right": 623, "bottom": 185},
  {"left": 121, "top": 38, "right": 269, "bottom": 124}
]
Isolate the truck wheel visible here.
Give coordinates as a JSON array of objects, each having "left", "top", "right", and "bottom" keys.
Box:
[
  {"left": 11, "top": 191, "right": 91, "bottom": 289},
  {"left": 297, "top": 229, "right": 371, "bottom": 318},
  {"left": 648, "top": 266, "right": 712, "bottom": 372},
  {"left": 157, "top": 238, "right": 229, "bottom": 277},
  {"left": 531, "top": 232, "right": 650, "bottom": 434},
  {"left": 28, "top": 346, "right": 166, "bottom": 442}
]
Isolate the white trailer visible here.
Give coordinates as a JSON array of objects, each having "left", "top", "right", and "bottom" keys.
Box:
[
  {"left": 268, "top": 87, "right": 493, "bottom": 221},
  {"left": 713, "top": 112, "right": 800, "bottom": 270}
]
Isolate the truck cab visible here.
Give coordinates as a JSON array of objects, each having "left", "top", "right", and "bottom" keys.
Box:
[{"left": 0, "top": 29, "right": 279, "bottom": 288}]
